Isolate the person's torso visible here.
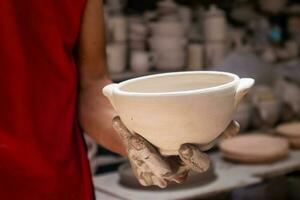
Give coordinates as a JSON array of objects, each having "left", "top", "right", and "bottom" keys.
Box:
[{"left": 0, "top": 0, "right": 93, "bottom": 199}]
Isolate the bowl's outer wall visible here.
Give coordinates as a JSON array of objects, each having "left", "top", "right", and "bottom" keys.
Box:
[{"left": 112, "top": 84, "right": 238, "bottom": 154}]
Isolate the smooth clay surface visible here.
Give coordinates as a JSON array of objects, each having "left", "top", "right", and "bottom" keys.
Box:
[
  {"left": 276, "top": 122, "right": 300, "bottom": 138},
  {"left": 103, "top": 71, "right": 254, "bottom": 155},
  {"left": 219, "top": 134, "right": 289, "bottom": 163},
  {"left": 276, "top": 122, "right": 300, "bottom": 149}
]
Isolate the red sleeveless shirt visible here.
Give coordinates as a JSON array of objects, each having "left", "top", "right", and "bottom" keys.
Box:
[{"left": 0, "top": 0, "right": 93, "bottom": 199}]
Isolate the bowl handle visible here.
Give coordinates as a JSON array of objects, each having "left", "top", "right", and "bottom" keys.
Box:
[
  {"left": 102, "top": 83, "right": 118, "bottom": 111},
  {"left": 235, "top": 78, "right": 255, "bottom": 106}
]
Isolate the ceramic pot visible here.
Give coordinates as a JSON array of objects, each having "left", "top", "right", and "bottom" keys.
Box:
[
  {"left": 149, "top": 37, "right": 187, "bottom": 51},
  {"left": 202, "top": 5, "right": 227, "bottom": 41},
  {"left": 103, "top": 71, "right": 254, "bottom": 155},
  {"left": 155, "top": 59, "right": 185, "bottom": 71},
  {"left": 250, "top": 85, "right": 281, "bottom": 128},
  {"left": 129, "top": 40, "right": 146, "bottom": 51},
  {"left": 187, "top": 43, "right": 204, "bottom": 70},
  {"left": 178, "top": 6, "right": 192, "bottom": 30},
  {"left": 130, "top": 51, "right": 154, "bottom": 73},
  {"left": 288, "top": 15, "right": 300, "bottom": 37},
  {"left": 107, "top": 0, "right": 126, "bottom": 13},
  {"left": 275, "top": 79, "right": 300, "bottom": 120},
  {"left": 106, "top": 43, "right": 127, "bottom": 73},
  {"left": 129, "top": 22, "right": 148, "bottom": 36},
  {"left": 149, "top": 21, "right": 186, "bottom": 37},
  {"left": 110, "top": 16, "right": 128, "bottom": 42},
  {"left": 234, "top": 100, "right": 252, "bottom": 131},
  {"left": 284, "top": 40, "right": 299, "bottom": 59},
  {"left": 205, "top": 41, "right": 227, "bottom": 67},
  {"left": 155, "top": 50, "right": 186, "bottom": 70},
  {"left": 259, "top": 0, "right": 287, "bottom": 14},
  {"left": 157, "top": 0, "right": 178, "bottom": 16},
  {"left": 129, "top": 33, "right": 147, "bottom": 42}
]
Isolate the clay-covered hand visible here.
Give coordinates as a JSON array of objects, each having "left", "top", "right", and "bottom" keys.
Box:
[{"left": 112, "top": 116, "right": 239, "bottom": 188}]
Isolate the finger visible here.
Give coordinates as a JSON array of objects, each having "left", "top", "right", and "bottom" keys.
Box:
[
  {"left": 171, "top": 170, "right": 189, "bottom": 184},
  {"left": 138, "top": 171, "right": 168, "bottom": 188},
  {"left": 169, "top": 165, "right": 189, "bottom": 184},
  {"left": 129, "top": 134, "right": 172, "bottom": 177},
  {"left": 139, "top": 172, "right": 153, "bottom": 187},
  {"left": 130, "top": 161, "right": 149, "bottom": 186},
  {"left": 112, "top": 116, "right": 133, "bottom": 146},
  {"left": 178, "top": 144, "right": 210, "bottom": 173},
  {"left": 129, "top": 158, "right": 154, "bottom": 186},
  {"left": 222, "top": 120, "right": 240, "bottom": 139},
  {"left": 130, "top": 159, "right": 168, "bottom": 188}
]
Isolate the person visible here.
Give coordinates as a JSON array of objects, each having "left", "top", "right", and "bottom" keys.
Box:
[
  {"left": 0, "top": 0, "right": 239, "bottom": 199},
  {"left": 0, "top": 0, "right": 123, "bottom": 199}
]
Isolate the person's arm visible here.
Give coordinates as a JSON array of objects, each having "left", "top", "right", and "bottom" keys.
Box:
[{"left": 76, "top": 0, "right": 126, "bottom": 156}]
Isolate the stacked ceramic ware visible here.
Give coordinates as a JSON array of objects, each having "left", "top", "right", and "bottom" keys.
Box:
[
  {"left": 287, "top": 5, "right": 300, "bottom": 46},
  {"left": 128, "top": 17, "right": 148, "bottom": 51},
  {"left": 106, "top": 43, "right": 127, "bottom": 74},
  {"left": 186, "top": 43, "right": 204, "bottom": 70},
  {"left": 128, "top": 17, "right": 154, "bottom": 73},
  {"left": 202, "top": 5, "right": 228, "bottom": 67},
  {"left": 275, "top": 78, "right": 300, "bottom": 121},
  {"left": 250, "top": 85, "right": 281, "bottom": 129},
  {"left": 219, "top": 134, "right": 289, "bottom": 163},
  {"left": 276, "top": 122, "right": 300, "bottom": 149},
  {"left": 234, "top": 97, "right": 253, "bottom": 132},
  {"left": 149, "top": 0, "right": 187, "bottom": 71},
  {"left": 105, "top": 0, "right": 128, "bottom": 74}
]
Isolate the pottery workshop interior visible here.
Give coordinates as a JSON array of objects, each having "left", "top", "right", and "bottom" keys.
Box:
[
  {"left": 2, "top": 0, "right": 300, "bottom": 200},
  {"left": 94, "top": 0, "right": 300, "bottom": 199}
]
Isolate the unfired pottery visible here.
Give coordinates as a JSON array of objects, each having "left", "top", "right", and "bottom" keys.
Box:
[
  {"left": 157, "top": 0, "right": 178, "bottom": 16},
  {"left": 259, "top": 0, "right": 287, "bottom": 14},
  {"left": 149, "top": 21, "right": 186, "bottom": 37},
  {"left": 250, "top": 85, "right": 281, "bottom": 128},
  {"left": 106, "top": 43, "right": 127, "bottom": 73},
  {"left": 205, "top": 41, "right": 228, "bottom": 67},
  {"left": 202, "top": 5, "right": 227, "bottom": 42},
  {"left": 219, "top": 134, "right": 289, "bottom": 163},
  {"left": 110, "top": 15, "right": 128, "bottom": 42},
  {"left": 276, "top": 122, "right": 300, "bottom": 138},
  {"left": 274, "top": 79, "right": 300, "bottom": 120},
  {"left": 187, "top": 43, "right": 204, "bottom": 70},
  {"left": 103, "top": 71, "right": 254, "bottom": 155},
  {"left": 149, "top": 37, "right": 187, "bottom": 51},
  {"left": 154, "top": 51, "right": 186, "bottom": 71},
  {"left": 234, "top": 98, "right": 252, "bottom": 131},
  {"left": 130, "top": 51, "right": 154, "bottom": 73},
  {"left": 276, "top": 122, "right": 300, "bottom": 149}
]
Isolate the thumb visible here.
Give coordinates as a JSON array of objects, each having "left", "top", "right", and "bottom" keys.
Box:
[
  {"left": 112, "top": 116, "right": 133, "bottom": 147},
  {"left": 178, "top": 144, "right": 210, "bottom": 173}
]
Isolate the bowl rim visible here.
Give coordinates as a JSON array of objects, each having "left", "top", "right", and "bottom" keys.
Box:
[{"left": 115, "top": 71, "right": 240, "bottom": 97}]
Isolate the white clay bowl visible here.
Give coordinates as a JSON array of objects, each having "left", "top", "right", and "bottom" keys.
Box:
[{"left": 103, "top": 71, "right": 255, "bottom": 155}]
